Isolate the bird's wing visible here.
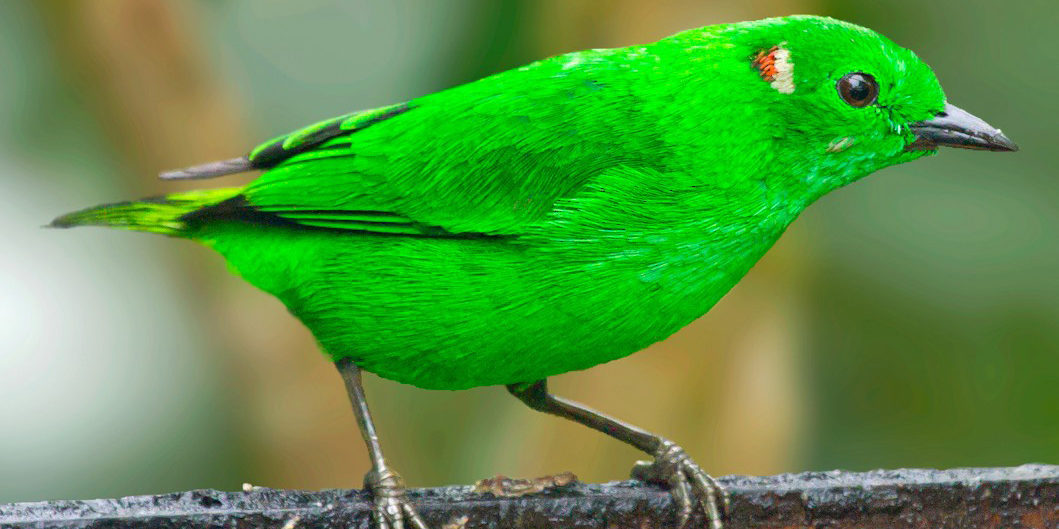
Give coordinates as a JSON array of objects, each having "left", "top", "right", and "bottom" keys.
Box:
[
  {"left": 229, "top": 58, "right": 656, "bottom": 237},
  {"left": 245, "top": 103, "right": 413, "bottom": 171},
  {"left": 160, "top": 104, "right": 413, "bottom": 180}
]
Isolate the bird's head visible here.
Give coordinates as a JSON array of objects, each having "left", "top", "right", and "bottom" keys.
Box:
[{"left": 692, "top": 15, "right": 1017, "bottom": 201}]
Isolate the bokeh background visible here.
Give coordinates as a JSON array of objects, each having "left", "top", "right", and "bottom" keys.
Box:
[{"left": 1, "top": 0, "right": 1056, "bottom": 503}]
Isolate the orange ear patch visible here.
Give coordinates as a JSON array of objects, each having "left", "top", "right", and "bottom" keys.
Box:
[
  {"left": 752, "top": 45, "right": 795, "bottom": 94},
  {"left": 753, "top": 47, "right": 781, "bottom": 81}
]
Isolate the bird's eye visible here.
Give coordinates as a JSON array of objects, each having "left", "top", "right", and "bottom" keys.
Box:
[{"left": 837, "top": 72, "right": 879, "bottom": 108}]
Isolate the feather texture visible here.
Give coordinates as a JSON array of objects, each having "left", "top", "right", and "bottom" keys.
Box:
[{"left": 53, "top": 16, "right": 949, "bottom": 389}]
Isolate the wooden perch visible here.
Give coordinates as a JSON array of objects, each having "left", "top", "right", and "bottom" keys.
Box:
[{"left": 1, "top": 465, "right": 1057, "bottom": 528}]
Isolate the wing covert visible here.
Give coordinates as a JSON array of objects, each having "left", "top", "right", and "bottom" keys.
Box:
[{"left": 238, "top": 47, "right": 669, "bottom": 237}]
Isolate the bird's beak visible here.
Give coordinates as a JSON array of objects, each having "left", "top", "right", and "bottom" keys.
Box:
[{"left": 906, "top": 103, "right": 1018, "bottom": 152}]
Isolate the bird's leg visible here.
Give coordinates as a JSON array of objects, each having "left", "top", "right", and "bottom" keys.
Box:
[
  {"left": 337, "top": 359, "right": 428, "bottom": 529},
  {"left": 506, "top": 379, "right": 728, "bottom": 529}
]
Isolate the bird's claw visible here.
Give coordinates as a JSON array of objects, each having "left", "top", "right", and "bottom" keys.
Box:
[
  {"left": 364, "top": 468, "right": 429, "bottom": 529},
  {"left": 631, "top": 440, "right": 729, "bottom": 529}
]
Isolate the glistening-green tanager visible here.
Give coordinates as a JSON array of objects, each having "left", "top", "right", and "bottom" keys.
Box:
[{"left": 52, "top": 15, "right": 1017, "bottom": 529}]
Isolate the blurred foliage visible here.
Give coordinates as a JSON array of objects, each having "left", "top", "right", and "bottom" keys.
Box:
[
  {"left": 805, "top": 0, "right": 1059, "bottom": 470},
  {"left": 0, "top": 0, "right": 1055, "bottom": 505}
]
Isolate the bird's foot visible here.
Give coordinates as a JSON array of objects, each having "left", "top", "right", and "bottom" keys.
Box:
[
  {"left": 364, "top": 468, "right": 429, "bottom": 529},
  {"left": 631, "top": 439, "right": 729, "bottom": 529}
]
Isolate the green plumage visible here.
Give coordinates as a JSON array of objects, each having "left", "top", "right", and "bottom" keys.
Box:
[{"left": 54, "top": 16, "right": 949, "bottom": 389}]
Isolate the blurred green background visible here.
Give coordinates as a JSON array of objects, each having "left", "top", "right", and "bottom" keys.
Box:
[{"left": 1, "top": 0, "right": 1055, "bottom": 503}]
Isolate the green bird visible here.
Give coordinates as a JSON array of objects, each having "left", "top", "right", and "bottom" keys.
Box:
[{"left": 52, "top": 15, "right": 1016, "bottom": 529}]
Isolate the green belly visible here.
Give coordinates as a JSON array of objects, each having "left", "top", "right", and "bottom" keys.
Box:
[{"left": 199, "top": 220, "right": 779, "bottom": 389}]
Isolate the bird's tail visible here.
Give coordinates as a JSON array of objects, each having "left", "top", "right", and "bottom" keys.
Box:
[{"left": 50, "top": 187, "right": 243, "bottom": 236}]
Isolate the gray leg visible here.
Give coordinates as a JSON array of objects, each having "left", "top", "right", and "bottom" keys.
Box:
[
  {"left": 337, "top": 358, "right": 428, "bottom": 529},
  {"left": 507, "top": 379, "right": 728, "bottom": 529}
]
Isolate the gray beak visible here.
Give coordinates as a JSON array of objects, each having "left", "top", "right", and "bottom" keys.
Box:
[{"left": 907, "top": 103, "right": 1018, "bottom": 152}]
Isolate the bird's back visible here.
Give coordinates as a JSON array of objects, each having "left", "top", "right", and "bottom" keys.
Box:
[{"left": 56, "top": 19, "right": 805, "bottom": 389}]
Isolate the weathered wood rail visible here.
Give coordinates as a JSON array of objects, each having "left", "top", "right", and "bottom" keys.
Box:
[{"left": 2, "top": 465, "right": 1056, "bottom": 528}]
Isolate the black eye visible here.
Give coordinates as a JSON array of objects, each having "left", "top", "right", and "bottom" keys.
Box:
[{"left": 837, "top": 72, "right": 879, "bottom": 108}]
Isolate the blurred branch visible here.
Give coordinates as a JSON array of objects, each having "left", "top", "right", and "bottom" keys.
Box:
[{"left": 2, "top": 465, "right": 1056, "bottom": 528}]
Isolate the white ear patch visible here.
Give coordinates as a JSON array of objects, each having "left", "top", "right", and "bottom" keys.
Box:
[
  {"left": 770, "top": 46, "right": 795, "bottom": 94},
  {"left": 752, "top": 44, "right": 795, "bottom": 94}
]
